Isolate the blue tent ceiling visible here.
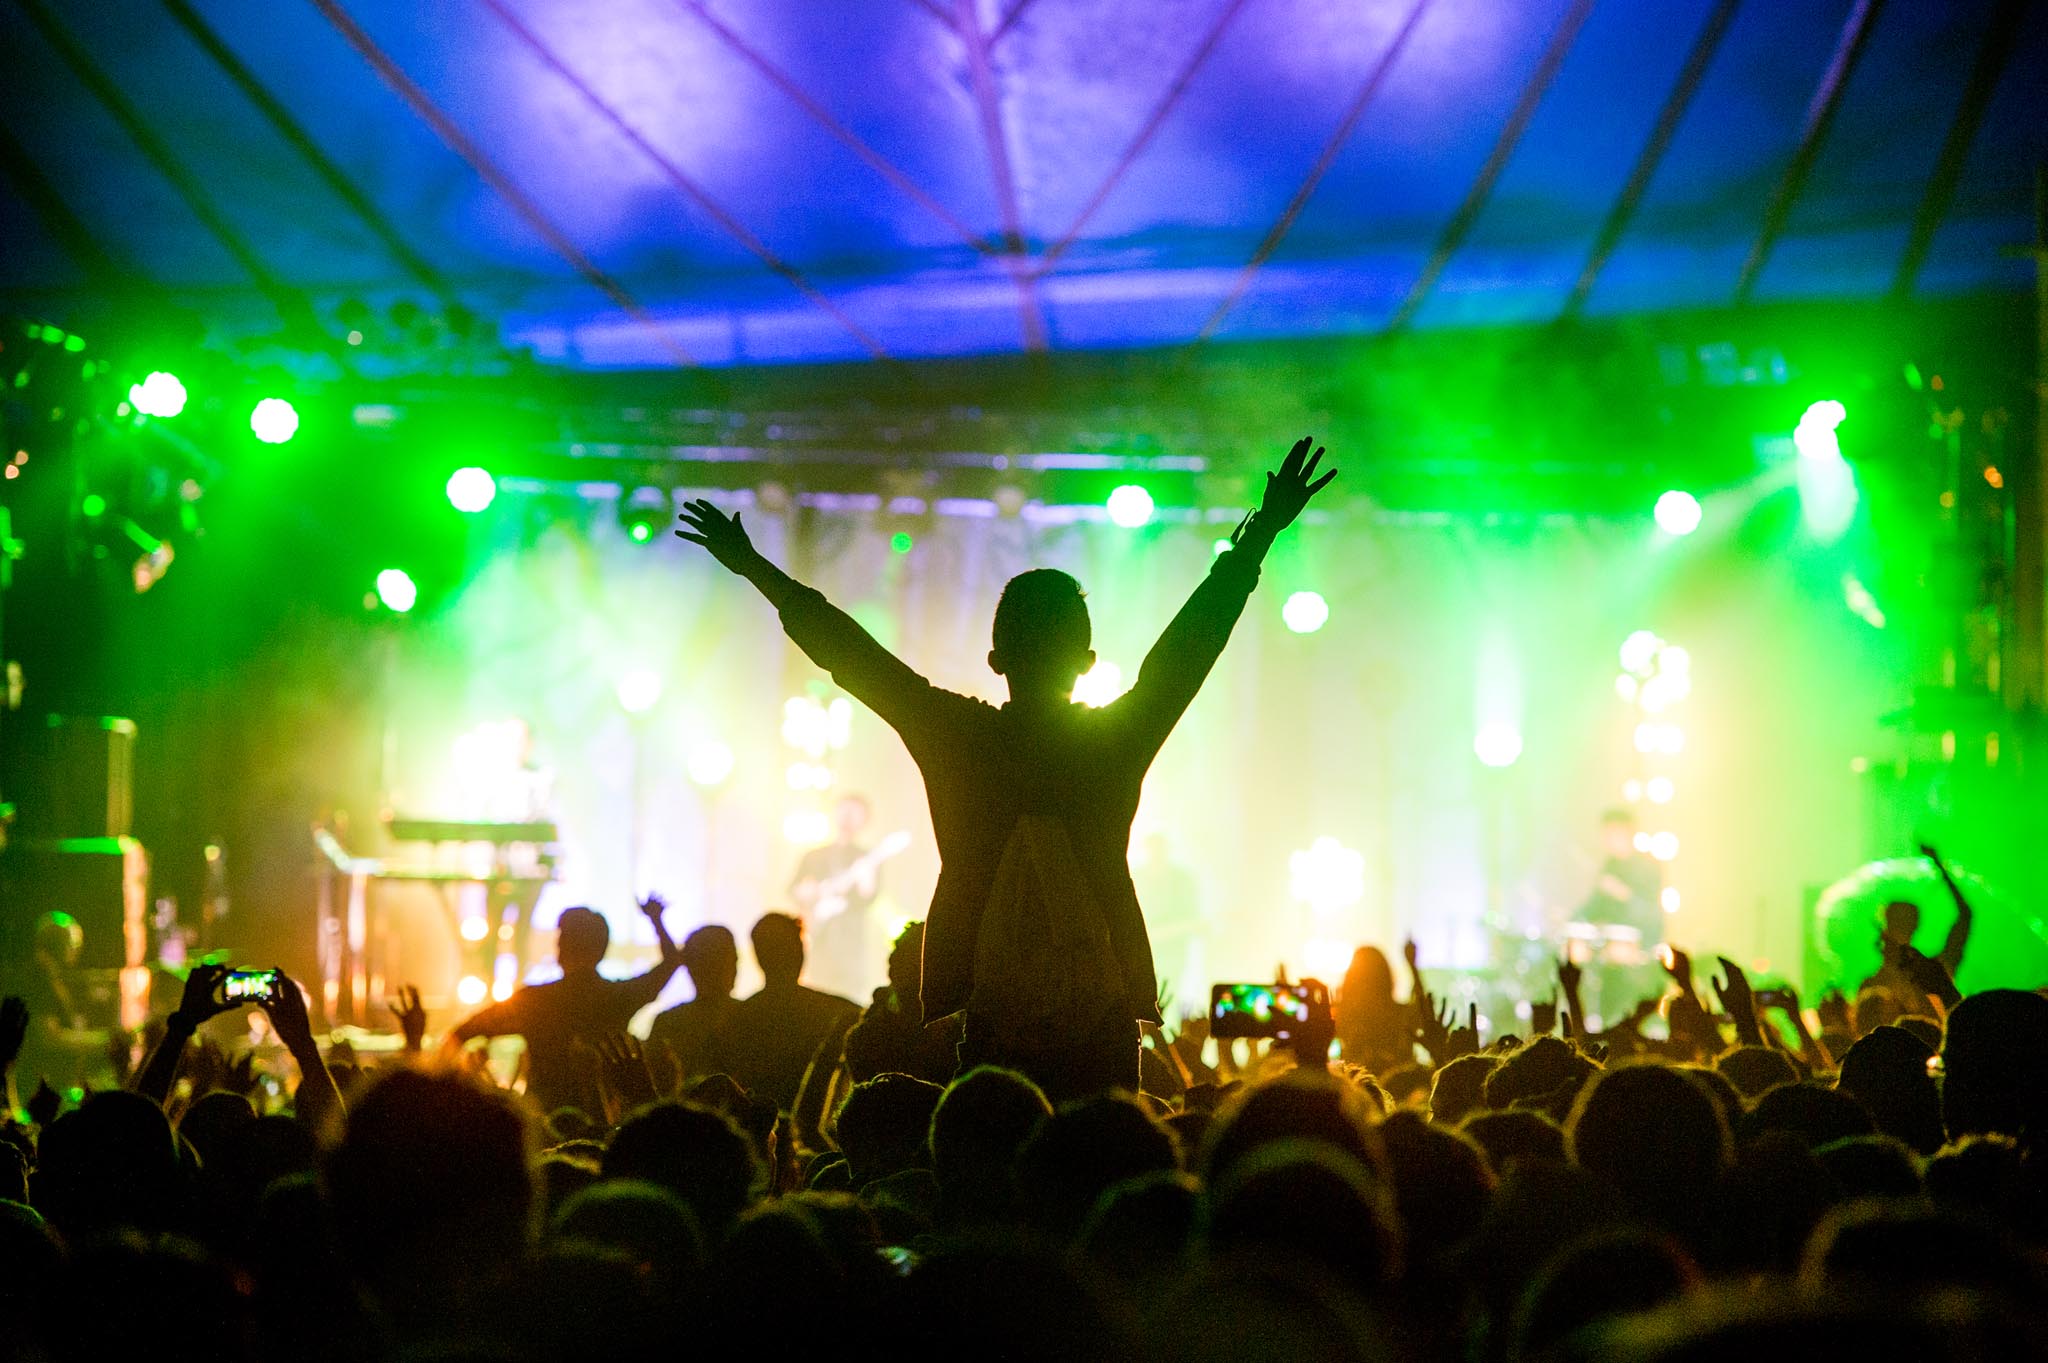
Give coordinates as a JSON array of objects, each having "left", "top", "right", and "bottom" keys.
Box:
[{"left": 1, "top": 0, "right": 2042, "bottom": 369}]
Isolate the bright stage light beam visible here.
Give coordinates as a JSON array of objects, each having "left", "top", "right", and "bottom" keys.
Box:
[
  {"left": 1282, "top": 590, "right": 1329, "bottom": 635},
  {"left": 1653, "top": 490, "right": 1702, "bottom": 536},
  {"left": 1106, "top": 484, "right": 1154, "bottom": 529},
  {"left": 1794, "top": 400, "right": 1857, "bottom": 543},
  {"left": 456, "top": 975, "right": 488, "bottom": 1006},
  {"left": 129, "top": 371, "right": 187, "bottom": 418},
  {"left": 250, "top": 397, "right": 299, "bottom": 444},
  {"left": 1473, "top": 722, "right": 1523, "bottom": 768},
  {"left": 375, "top": 568, "right": 417, "bottom": 613},
  {"left": 446, "top": 466, "right": 497, "bottom": 513},
  {"left": 687, "top": 740, "right": 735, "bottom": 788}
]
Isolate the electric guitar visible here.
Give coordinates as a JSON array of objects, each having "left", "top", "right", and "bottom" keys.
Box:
[{"left": 802, "top": 830, "right": 912, "bottom": 923}]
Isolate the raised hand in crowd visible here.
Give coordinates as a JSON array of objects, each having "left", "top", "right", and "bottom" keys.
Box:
[
  {"left": 1530, "top": 992, "right": 1559, "bottom": 1037},
  {"left": 134, "top": 962, "right": 238, "bottom": 1105},
  {"left": 1713, "top": 955, "right": 1764, "bottom": 1047},
  {"left": 675, "top": 498, "right": 763, "bottom": 574},
  {"left": 263, "top": 972, "right": 345, "bottom": 1132},
  {"left": 593, "top": 1033, "right": 657, "bottom": 1123},
  {"left": 1556, "top": 951, "right": 1586, "bottom": 1037},
  {"left": 390, "top": 984, "right": 427, "bottom": 1053}
]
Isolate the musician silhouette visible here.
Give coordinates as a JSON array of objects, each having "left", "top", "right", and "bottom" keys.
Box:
[
  {"left": 789, "top": 793, "right": 887, "bottom": 996},
  {"left": 679, "top": 436, "right": 1335, "bottom": 1097}
]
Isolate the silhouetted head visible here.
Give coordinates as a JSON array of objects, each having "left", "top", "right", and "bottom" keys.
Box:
[
  {"left": 1567, "top": 1064, "right": 1730, "bottom": 1239},
  {"left": 834, "top": 1073, "right": 944, "bottom": 1186},
  {"left": 34, "top": 1090, "right": 185, "bottom": 1238},
  {"left": 1879, "top": 898, "right": 1920, "bottom": 946},
  {"left": 681, "top": 925, "right": 738, "bottom": 1000},
  {"left": 883, "top": 921, "right": 926, "bottom": 1001},
  {"left": 1941, "top": 988, "right": 2048, "bottom": 1140},
  {"left": 989, "top": 569, "right": 1095, "bottom": 701},
  {"left": 1203, "top": 1139, "right": 1403, "bottom": 1289},
  {"left": 929, "top": 1066, "right": 1051, "bottom": 1224},
  {"left": 1836, "top": 1024, "right": 1944, "bottom": 1154},
  {"left": 1510, "top": 1228, "right": 1697, "bottom": 1363},
  {"left": 1714, "top": 1045, "right": 1799, "bottom": 1101},
  {"left": 1018, "top": 1093, "right": 1179, "bottom": 1240},
  {"left": 1339, "top": 947, "right": 1395, "bottom": 1008},
  {"left": 1429, "top": 1054, "right": 1501, "bottom": 1126},
  {"left": 751, "top": 913, "right": 805, "bottom": 988},
  {"left": 1459, "top": 1108, "right": 1567, "bottom": 1176},
  {"left": 1485, "top": 1035, "right": 1597, "bottom": 1113},
  {"left": 1203, "top": 1069, "right": 1386, "bottom": 1189},
  {"left": 555, "top": 906, "right": 610, "bottom": 973},
  {"left": 602, "top": 1101, "right": 763, "bottom": 1238}
]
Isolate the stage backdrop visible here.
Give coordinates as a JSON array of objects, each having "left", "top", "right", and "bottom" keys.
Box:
[{"left": 377, "top": 474, "right": 1900, "bottom": 1017}]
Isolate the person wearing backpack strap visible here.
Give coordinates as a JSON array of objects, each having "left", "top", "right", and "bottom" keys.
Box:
[{"left": 678, "top": 436, "right": 1337, "bottom": 1100}]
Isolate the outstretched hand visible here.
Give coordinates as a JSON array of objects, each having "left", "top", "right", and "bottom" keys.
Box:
[
  {"left": 389, "top": 985, "right": 427, "bottom": 1053},
  {"left": 675, "top": 499, "right": 759, "bottom": 574},
  {"left": 173, "top": 963, "right": 240, "bottom": 1030},
  {"left": 1252, "top": 436, "right": 1337, "bottom": 535}
]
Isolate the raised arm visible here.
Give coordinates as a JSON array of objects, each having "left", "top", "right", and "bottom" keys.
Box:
[
  {"left": 1115, "top": 437, "right": 1336, "bottom": 753},
  {"left": 616, "top": 895, "right": 688, "bottom": 1013},
  {"left": 1920, "top": 843, "right": 1973, "bottom": 975},
  {"left": 677, "top": 499, "right": 937, "bottom": 735}
]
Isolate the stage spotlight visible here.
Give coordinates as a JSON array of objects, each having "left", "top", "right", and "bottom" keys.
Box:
[
  {"left": 890, "top": 531, "right": 914, "bottom": 554},
  {"left": 81, "top": 492, "right": 108, "bottom": 519},
  {"left": 1212, "top": 537, "right": 1233, "bottom": 557},
  {"left": 1795, "top": 400, "right": 1847, "bottom": 458},
  {"left": 1653, "top": 490, "right": 1701, "bottom": 536},
  {"left": 1072, "top": 659, "right": 1125, "bottom": 708},
  {"left": 446, "top": 466, "right": 497, "bottom": 513},
  {"left": 1614, "top": 673, "right": 1640, "bottom": 702},
  {"left": 456, "top": 975, "right": 488, "bottom": 1006},
  {"left": 129, "top": 371, "right": 187, "bottom": 418},
  {"left": 783, "top": 809, "right": 831, "bottom": 845},
  {"left": 1661, "top": 886, "right": 1681, "bottom": 913},
  {"left": 686, "top": 739, "right": 735, "bottom": 788},
  {"left": 250, "top": 397, "right": 299, "bottom": 444},
  {"left": 1106, "top": 484, "right": 1154, "bottom": 529},
  {"left": 1473, "top": 722, "right": 1523, "bottom": 768},
  {"left": 1649, "top": 831, "right": 1679, "bottom": 861},
  {"left": 1646, "top": 776, "right": 1674, "bottom": 803},
  {"left": 615, "top": 667, "right": 662, "bottom": 715},
  {"left": 375, "top": 568, "right": 418, "bottom": 613},
  {"left": 1282, "top": 590, "right": 1329, "bottom": 634},
  {"left": 619, "top": 487, "right": 668, "bottom": 544},
  {"left": 1794, "top": 399, "right": 1856, "bottom": 542}
]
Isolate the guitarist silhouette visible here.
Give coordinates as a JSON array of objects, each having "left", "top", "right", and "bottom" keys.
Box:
[{"left": 789, "top": 794, "right": 909, "bottom": 994}]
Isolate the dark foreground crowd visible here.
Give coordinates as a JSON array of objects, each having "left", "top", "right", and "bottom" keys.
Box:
[{"left": 1, "top": 911, "right": 2044, "bottom": 1363}]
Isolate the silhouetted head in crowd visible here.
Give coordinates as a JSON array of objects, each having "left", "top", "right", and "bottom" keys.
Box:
[
  {"left": 1940, "top": 988, "right": 2048, "bottom": 1140},
  {"left": 834, "top": 1073, "right": 943, "bottom": 1186},
  {"left": 32, "top": 911, "right": 83, "bottom": 969},
  {"left": 1018, "top": 1093, "right": 1179, "bottom": 1239},
  {"left": 602, "top": 1100, "right": 763, "bottom": 1239},
  {"left": 1924, "top": 1134, "right": 2048, "bottom": 1244},
  {"left": 1801, "top": 1200, "right": 2046, "bottom": 1305},
  {"left": 554, "top": 906, "right": 611, "bottom": 974},
  {"left": 1430, "top": 1053, "right": 1500, "bottom": 1126},
  {"left": 681, "top": 925, "right": 739, "bottom": 1000},
  {"left": 1203, "top": 1138, "right": 1402, "bottom": 1289},
  {"left": 1738, "top": 1081, "right": 1875, "bottom": 1150},
  {"left": 887, "top": 921, "right": 925, "bottom": 999},
  {"left": 1485, "top": 1035, "right": 1596, "bottom": 1113},
  {"left": 989, "top": 568, "right": 1095, "bottom": 703},
  {"left": 1879, "top": 897, "right": 1922, "bottom": 949},
  {"left": 1340, "top": 947, "right": 1395, "bottom": 1007},
  {"left": 1568, "top": 1064, "right": 1730, "bottom": 1242},
  {"left": 1714, "top": 1045, "right": 1798, "bottom": 1100},
  {"left": 323, "top": 1069, "right": 534, "bottom": 1332},
  {"left": 33, "top": 1090, "right": 185, "bottom": 1239},
  {"left": 1377, "top": 1110, "right": 1495, "bottom": 1268},
  {"left": 1204, "top": 1069, "right": 1385, "bottom": 1190},
  {"left": 751, "top": 912, "right": 806, "bottom": 989},
  {"left": 550, "top": 1179, "right": 706, "bottom": 1292},
  {"left": 1814, "top": 1133, "right": 1923, "bottom": 1199},
  {"left": 1460, "top": 1108, "right": 1567, "bottom": 1175},
  {"left": 890, "top": 1242, "right": 1134, "bottom": 1363},
  {"left": 1836, "top": 1024, "right": 1944, "bottom": 1154},
  {"left": 1509, "top": 1228, "right": 1697, "bottom": 1363},
  {"left": 929, "top": 1066, "right": 1052, "bottom": 1226},
  {"left": 1078, "top": 1170, "right": 1201, "bottom": 1284}
]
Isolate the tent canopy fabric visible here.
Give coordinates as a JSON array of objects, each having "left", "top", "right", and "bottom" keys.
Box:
[{"left": 1, "top": 0, "right": 2041, "bottom": 368}]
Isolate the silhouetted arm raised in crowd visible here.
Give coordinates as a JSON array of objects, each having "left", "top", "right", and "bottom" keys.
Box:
[
  {"left": 1920, "top": 843, "right": 1973, "bottom": 977},
  {"left": 677, "top": 498, "right": 938, "bottom": 735},
  {"left": 614, "top": 895, "right": 689, "bottom": 1015},
  {"left": 1116, "top": 436, "right": 1336, "bottom": 754},
  {"left": 263, "top": 973, "right": 344, "bottom": 1134},
  {"left": 134, "top": 963, "right": 235, "bottom": 1107}
]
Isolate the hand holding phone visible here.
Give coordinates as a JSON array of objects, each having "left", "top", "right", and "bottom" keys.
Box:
[{"left": 220, "top": 968, "right": 284, "bottom": 1007}]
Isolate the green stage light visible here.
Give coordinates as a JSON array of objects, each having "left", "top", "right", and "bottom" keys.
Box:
[
  {"left": 375, "top": 568, "right": 417, "bottom": 613},
  {"left": 80, "top": 493, "right": 107, "bottom": 518},
  {"left": 1794, "top": 400, "right": 1856, "bottom": 542},
  {"left": 250, "top": 397, "right": 299, "bottom": 444},
  {"left": 1653, "top": 490, "right": 1701, "bottom": 536},
  {"left": 1106, "top": 484, "right": 1154, "bottom": 529},
  {"left": 1282, "top": 590, "right": 1329, "bottom": 634},
  {"left": 62, "top": 334, "right": 84, "bottom": 353},
  {"left": 129, "top": 371, "right": 187, "bottom": 418},
  {"left": 890, "top": 531, "right": 914, "bottom": 554},
  {"left": 620, "top": 487, "right": 668, "bottom": 545},
  {"left": 445, "top": 466, "right": 496, "bottom": 513},
  {"left": 1473, "top": 722, "right": 1523, "bottom": 768},
  {"left": 1212, "top": 537, "right": 1233, "bottom": 557}
]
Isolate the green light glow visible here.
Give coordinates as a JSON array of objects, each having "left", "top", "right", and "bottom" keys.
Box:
[
  {"left": 1282, "top": 590, "right": 1329, "bottom": 634},
  {"left": 1653, "top": 489, "right": 1702, "bottom": 536},
  {"left": 80, "top": 493, "right": 107, "bottom": 518},
  {"left": 890, "top": 531, "right": 914, "bottom": 554}
]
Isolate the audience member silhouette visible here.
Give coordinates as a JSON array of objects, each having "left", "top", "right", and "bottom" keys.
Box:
[
  {"left": 646, "top": 924, "right": 740, "bottom": 1082},
  {"left": 717, "top": 913, "right": 859, "bottom": 1110},
  {"left": 446, "top": 899, "right": 684, "bottom": 1113},
  {"left": 678, "top": 436, "right": 1337, "bottom": 1097}
]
